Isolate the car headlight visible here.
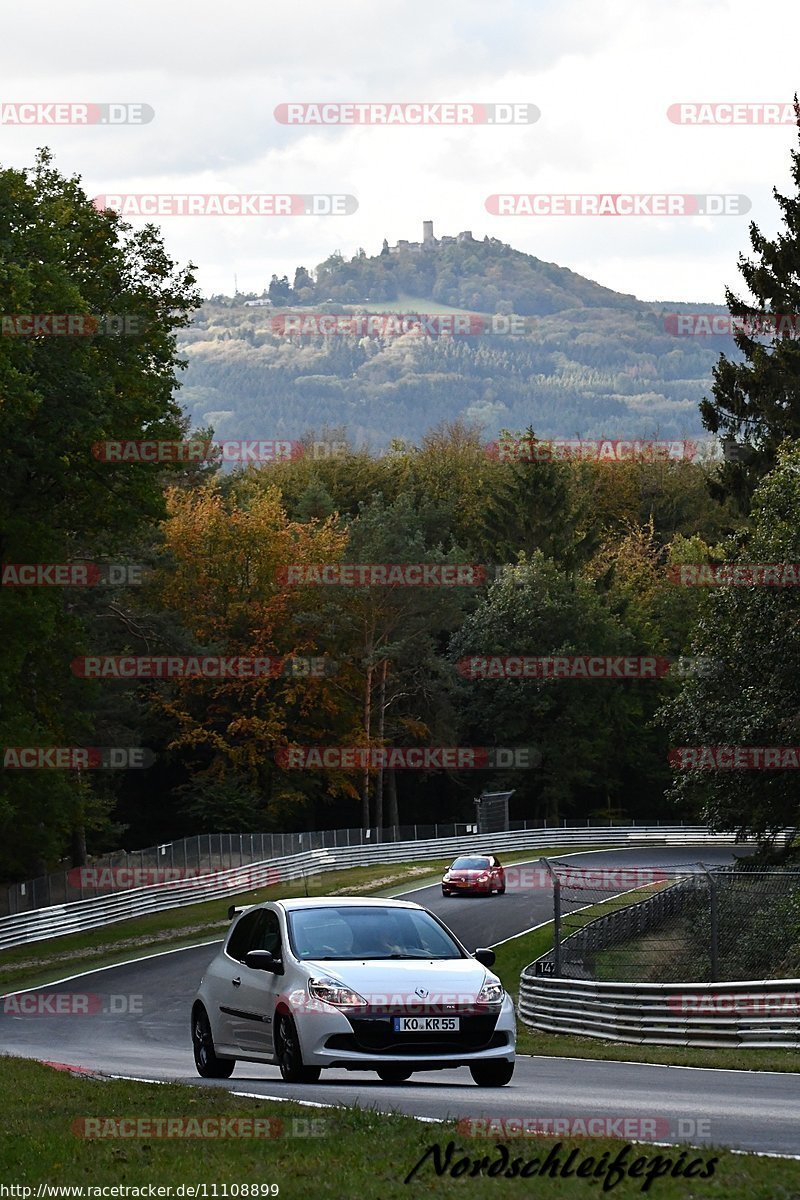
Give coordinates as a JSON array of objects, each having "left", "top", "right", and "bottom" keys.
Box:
[
  {"left": 308, "top": 978, "right": 368, "bottom": 1008},
  {"left": 476, "top": 977, "right": 505, "bottom": 1007}
]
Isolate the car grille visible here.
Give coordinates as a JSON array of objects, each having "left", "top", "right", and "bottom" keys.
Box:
[
  {"left": 329, "top": 1007, "right": 501, "bottom": 1054},
  {"left": 325, "top": 1029, "right": 508, "bottom": 1056}
]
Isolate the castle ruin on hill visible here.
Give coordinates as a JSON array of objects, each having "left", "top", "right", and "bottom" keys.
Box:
[{"left": 389, "top": 220, "right": 474, "bottom": 254}]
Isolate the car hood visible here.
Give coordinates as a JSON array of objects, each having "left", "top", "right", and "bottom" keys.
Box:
[{"left": 301, "top": 956, "right": 494, "bottom": 1002}]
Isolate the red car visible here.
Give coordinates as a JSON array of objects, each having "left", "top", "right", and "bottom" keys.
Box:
[{"left": 442, "top": 854, "right": 505, "bottom": 897}]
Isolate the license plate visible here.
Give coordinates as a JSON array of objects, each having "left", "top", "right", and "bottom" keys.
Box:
[{"left": 392, "top": 1016, "right": 460, "bottom": 1032}]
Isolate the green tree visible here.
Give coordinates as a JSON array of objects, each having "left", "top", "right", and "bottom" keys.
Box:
[
  {"left": 268, "top": 274, "right": 293, "bottom": 304},
  {"left": 0, "top": 149, "right": 199, "bottom": 877},
  {"left": 481, "top": 428, "right": 597, "bottom": 569},
  {"left": 700, "top": 100, "right": 800, "bottom": 511},
  {"left": 659, "top": 442, "right": 800, "bottom": 839},
  {"left": 293, "top": 266, "right": 314, "bottom": 293},
  {"left": 449, "top": 553, "right": 666, "bottom": 824}
]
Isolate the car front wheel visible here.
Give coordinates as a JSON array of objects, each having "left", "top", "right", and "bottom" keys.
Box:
[
  {"left": 469, "top": 1059, "right": 515, "bottom": 1087},
  {"left": 192, "top": 1005, "right": 235, "bottom": 1079},
  {"left": 276, "top": 1013, "right": 321, "bottom": 1083}
]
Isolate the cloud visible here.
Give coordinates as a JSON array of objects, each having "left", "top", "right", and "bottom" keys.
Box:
[{"left": 0, "top": 0, "right": 798, "bottom": 301}]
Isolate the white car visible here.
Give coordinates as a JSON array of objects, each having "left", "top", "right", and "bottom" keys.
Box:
[{"left": 192, "top": 896, "right": 516, "bottom": 1086}]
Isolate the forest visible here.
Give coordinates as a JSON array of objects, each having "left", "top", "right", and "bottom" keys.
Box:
[{"left": 2, "top": 140, "right": 800, "bottom": 882}]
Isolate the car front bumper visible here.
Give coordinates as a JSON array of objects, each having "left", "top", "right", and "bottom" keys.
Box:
[{"left": 298, "top": 994, "right": 517, "bottom": 1068}]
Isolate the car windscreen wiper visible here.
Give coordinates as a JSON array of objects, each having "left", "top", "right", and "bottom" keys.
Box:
[
  {"left": 382, "top": 952, "right": 456, "bottom": 959},
  {"left": 303, "top": 952, "right": 460, "bottom": 960}
]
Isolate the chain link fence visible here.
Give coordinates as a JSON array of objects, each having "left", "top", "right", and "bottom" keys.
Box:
[
  {"left": 540, "top": 858, "right": 800, "bottom": 983},
  {"left": 1, "top": 816, "right": 615, "bottom": 916}
]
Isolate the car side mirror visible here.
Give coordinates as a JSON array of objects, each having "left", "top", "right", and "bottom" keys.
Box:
[
  {"left": 245, "top": 950, "right": 283, "bottom": 974},
  {"left": 473, "top": 947, "right": 496, "bottom": 967}
]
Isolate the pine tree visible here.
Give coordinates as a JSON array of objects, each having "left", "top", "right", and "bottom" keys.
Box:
[{"left": 700, "top": 98, "right": 800, "bottom": 511}]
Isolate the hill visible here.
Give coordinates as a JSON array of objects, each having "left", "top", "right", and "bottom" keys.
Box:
[{"left": 176, "top": 230, "right": 735, "bottom": 447}]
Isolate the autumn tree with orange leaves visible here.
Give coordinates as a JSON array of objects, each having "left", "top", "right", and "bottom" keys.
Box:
[{"left": 155, "top": 482, "right": 361, "bottom": 828}]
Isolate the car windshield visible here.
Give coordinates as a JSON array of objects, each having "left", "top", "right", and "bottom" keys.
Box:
[
  {"left": 450, "top": 857, "right": 491, "bottom": 870},
  {"left": 287, "top": 905, "right": 465, "bottom": 961}
]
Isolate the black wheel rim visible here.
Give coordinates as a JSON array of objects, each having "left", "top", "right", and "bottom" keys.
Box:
[
  {"left": 278, "top": 1019, "right": 297, "bottom": 1072},
  {"left": 193, "top": 1014, "right": 211, "bottom": 1069}
]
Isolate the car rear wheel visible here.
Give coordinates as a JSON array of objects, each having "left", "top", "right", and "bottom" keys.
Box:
[
  {"left": 376, "top": 1066, "right": 413, "bottom": 1083},
  {"left": 192, "top": 1005, "right": 235, "bottom": 1079},
  {"left": 469, "top": 1059, "right": 515, "bottom": 1087},
  {"left": 276, "top": 1013, "right": 321, "bottom": 1083}
]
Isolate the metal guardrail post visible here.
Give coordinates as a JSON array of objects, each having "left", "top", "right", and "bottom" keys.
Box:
[
  {"left": 540, "top": 857, "right": 561, "bottom": 975},
  {"left": 700, "top": 864, "right": 719, "bottom": 981}
]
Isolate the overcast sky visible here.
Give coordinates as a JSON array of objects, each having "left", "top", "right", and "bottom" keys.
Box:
[{"left": 2, "top": 0, "right": 799, "bottom": 304}]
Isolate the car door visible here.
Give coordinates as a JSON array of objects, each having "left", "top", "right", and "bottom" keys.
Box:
[
  {"left": 214, "top": 910, "right": 263, "bottom": 1049},
  {"left": 229, "top": 908, "right": 284, "bottom": 1056}
]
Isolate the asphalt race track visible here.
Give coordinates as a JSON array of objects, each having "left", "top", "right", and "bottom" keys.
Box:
[{"left": 3, "top": 845, "right": 800, "bottom": 1158}]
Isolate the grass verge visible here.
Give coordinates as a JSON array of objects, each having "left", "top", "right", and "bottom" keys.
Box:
[{"left": 1, "top": 1057, "right": 797, "bottom": 1198}]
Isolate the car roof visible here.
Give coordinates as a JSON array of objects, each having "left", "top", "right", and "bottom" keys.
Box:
[
  {"left": 274, "top": 896, "right": 424, "bottom": 912},
  {"left": 451, "top": 851, "right": 495, "bottom": 858}
]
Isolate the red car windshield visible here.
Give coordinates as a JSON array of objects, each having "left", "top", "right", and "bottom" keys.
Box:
[{"left": 450, "top": 857, "right": 491, "bottom": 870}]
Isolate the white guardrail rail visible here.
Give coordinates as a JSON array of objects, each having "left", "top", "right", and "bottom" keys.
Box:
[
  {"left": 517, "top": 973, "right": 800, "bottom": 1048},
  {"left": 0, "top": 825, "right": 743, "bottom": 951}
]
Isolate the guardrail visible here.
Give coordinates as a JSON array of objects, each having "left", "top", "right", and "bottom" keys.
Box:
[
  {"left": 0, "top": 825, "right": 745, "bottom": 952},
  {"left": 2, "top": 824, "right": 484, "bottom": 916},
  {"left": 2, "top": 818, "right": 747, "bottom": 917},
  {"left": 518, "top": 973, "right": 800, "bottom": 1047}
]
